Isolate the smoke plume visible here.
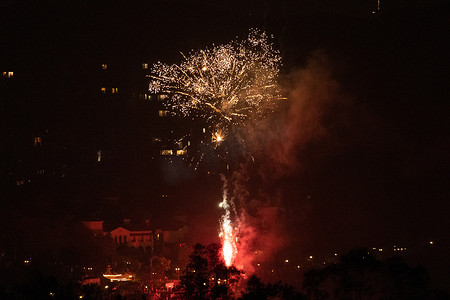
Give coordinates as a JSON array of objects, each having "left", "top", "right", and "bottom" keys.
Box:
[{"left": 228, "top": 50, "right": 352, "bottom": 275}]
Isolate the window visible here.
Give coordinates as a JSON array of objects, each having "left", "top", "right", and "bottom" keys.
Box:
[
  {"left": 100, "top": 87, "right": 107, "bottom": 93},
  {"left": 111, "top": 87, "right": 118, "bottom": 94},
  {"left": 158, "top": 94, "right": 167, "bottom": 101},
  {"left": 3, "top": 71, "right": 13, "bottom": 78},
  {"left": 160, "top": 150, "right": 173, "bottom": 155},
  {"left": 34, "top": 137, "right": 41, "bottom": 146},
  {"left": 158, "top": 110, "right": 168, "bottom": 117},
  {"left": 142, "top": 63, "right": 148, "bottom": 69},
  {"left": 177, "top": 150, "right": 187, "bottom": 156},
  {"left": 101, "top": 64, "right": 107, "bottom": 70},
  {"left": 97, "top": 150, "right": 102, "bottom": 162},
  {"left": 124, "top": 235, "right": 127, "bottom": 243}
]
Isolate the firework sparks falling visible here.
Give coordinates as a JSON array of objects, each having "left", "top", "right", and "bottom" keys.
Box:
[{"left": 148, "top": 29, "right": 283, "bottom": 136}]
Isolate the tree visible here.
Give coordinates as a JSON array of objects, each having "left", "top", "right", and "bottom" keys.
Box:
[
  {"left": 241, "top": 275, "right": 305, "bottom": 300},
  {"left": 302, "top": 247, "right": 448, "bottom": 300},
  {"left": 181, "top": 243, "right": 242, "bottom": 299}
]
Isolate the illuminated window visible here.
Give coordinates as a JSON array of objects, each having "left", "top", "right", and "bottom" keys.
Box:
[
  {"left": 158, "top": 110, "right": 168, "bottom": 117},
  {"left": 101, "top": 64, "right": 107, "bottom": 70},
  {"left": 177, "top": 150, "right": 187, "bottom": 156},
  {"left": 202, "top": 128, "right": 206, "bottom": 133},
  {"left": 97, "top": 150, "right": 102, "bottom": 162},
  {"left": 3, "top": 71, "right": 14, "bottom": 78},
  {"left": 34, "top": 137, "right": 41, "bottom": 146},
  {"left": 100, "top": 87, "right": 107, "bottom": 93},
  {"left": 111, "top": 87, "right": 118, "bottom": 94},
  {"left": 142, "top": 63, "right": 148, "bottom": 69},
  {"left": 160, "top": 150, "right": 173, "bottom": 155}
]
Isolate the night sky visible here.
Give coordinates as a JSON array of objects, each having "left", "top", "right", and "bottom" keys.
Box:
[{"left": 1, "top": 0, "right": 449, "bottom": 287}]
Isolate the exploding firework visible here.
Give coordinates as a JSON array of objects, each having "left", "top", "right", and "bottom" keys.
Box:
[
  {"left": 148, "top": 29, "right": 283, "bottom": 139},
  {"left": 149, "top": 30, "right": 283, "bottom": 269}
]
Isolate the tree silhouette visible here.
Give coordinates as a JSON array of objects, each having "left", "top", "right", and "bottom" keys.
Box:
[
  {"left": 241, "top": 275, "right": 305, "bottom": 300},
  {"left": 302, "top": 247, "right": 448, "bottom": 300},
  {"left": 181, "top": 243, "right": 242, "bottom": 299}
]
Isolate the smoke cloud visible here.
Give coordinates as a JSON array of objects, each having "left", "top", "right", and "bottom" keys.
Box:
[
  {"left": 267, "top": 50, "right": 347, "bottom": 177},
  {"left": 228, "top": 49, "right": 353, "bottom": 275}
]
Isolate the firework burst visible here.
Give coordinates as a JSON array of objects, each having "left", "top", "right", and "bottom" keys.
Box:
[
  {"left": 149, "top": 30, "right": 283, "bottom": 269},
  {"left": 149, "top": 29, "right": 283, "bottom": 137}
]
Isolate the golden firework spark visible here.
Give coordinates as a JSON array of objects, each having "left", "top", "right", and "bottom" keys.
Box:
[
  {"left": 149, "top": 29, "right": 283, "bottom": 133},
  {"left": 212, "top": 130, "right": 225, "bottom": 144}
]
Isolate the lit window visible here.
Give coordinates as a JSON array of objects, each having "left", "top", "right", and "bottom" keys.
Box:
[
  {"left": 100, "top": 87, "right": 107, "bottom": 93},
  {"left": 3, "top": 71, "right": 14, "bottom": 78},
  {"left": 112, "top": 87, "right": 118, "bottom": 94},
  {"left": 34, "top": 137, "right": 41, "bottom": 146},
  {"left": 160, "top": 150, "right": 173, "bottom": 155},
  {"left": 142, "top": 63, "right": 148, "bottom": 69},
  {"left": 158, "top": 110, "right": 168, "bottom": 117},
  {"left": 177, "top": 150, "right": 187, "bottom": 156},
  {"left": 101, "top": 64, "right": 107, "bottom": 70},
  {"left": 202, "top": 128, "right": 206, "bottom": 133},
  {"left": 97, "top": 150, "right": 102, "bottom": 162}
]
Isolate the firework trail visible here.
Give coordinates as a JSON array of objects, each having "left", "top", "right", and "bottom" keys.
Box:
[
  {"left": 218, "top": 177, "right": 238, "bottom": 266},
  {"left": 149, "top": 30, "right": 283, "bottom": 269}
]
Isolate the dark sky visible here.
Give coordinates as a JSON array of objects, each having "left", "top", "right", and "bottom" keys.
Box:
[{"left": 1, "top": 0, "right": 449, "bottom": 265}]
